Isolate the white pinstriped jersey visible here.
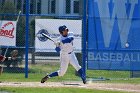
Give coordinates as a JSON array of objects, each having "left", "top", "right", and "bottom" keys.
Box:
[{"left": 58, "top": 32, "right": 74, "bottom": 53}]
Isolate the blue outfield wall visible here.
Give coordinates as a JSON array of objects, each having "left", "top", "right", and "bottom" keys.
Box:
[{"left": 87, "top": 0, "right": 140, "bottom": 70}]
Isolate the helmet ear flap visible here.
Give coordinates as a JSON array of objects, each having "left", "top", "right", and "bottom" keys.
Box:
[{"left": 59, "top": 31, "right": 63, "bottom": 34}]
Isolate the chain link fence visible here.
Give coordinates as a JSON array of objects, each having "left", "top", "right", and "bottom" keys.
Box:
[
  {"left": 0, "top": 0, "right": 85, "bottom": 82},
  {"left": 0, "top": 0, "right": 132, "bottom": 82}
]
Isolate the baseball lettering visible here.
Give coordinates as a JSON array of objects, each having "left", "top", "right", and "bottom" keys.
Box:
[{"left": 88, "top": 52, "right": 140, "bottom": 62}]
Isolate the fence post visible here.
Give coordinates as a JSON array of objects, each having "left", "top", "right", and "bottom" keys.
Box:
[
  {"left": 25, "top": 0, "right": 29, "bottom": 78},
  {"left": 82, "top": 0, "right": 87, "bottom": 79},
  {"left": 31, "top": 47, "right": 35, "bottom": 64}
]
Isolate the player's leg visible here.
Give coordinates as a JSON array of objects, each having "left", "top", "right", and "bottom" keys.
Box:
[
  {"left": 69, "top": 52, "right": 86, "bottom": 84},
  {"left": 48, "top": 54, "right": 69, "bottom": 77},
  {"left": 41, "top": 54, "right": 69, "bottom": 83},
  {"left": 57, "top": 55, "right": 69, "bottom": 76},
  {"left": 41, "top": 71, "right": 58, "bottom": 83}
]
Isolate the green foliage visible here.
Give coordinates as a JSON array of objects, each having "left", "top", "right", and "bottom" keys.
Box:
[
  {"left": 1, "top": 1, "right": 15, "bottom": 13},
  {"left": 0, "top": 1, "right": 16, "bottom": 20},
  {"left": 16, "top": 16, "right": 26, "bottom": 47}
]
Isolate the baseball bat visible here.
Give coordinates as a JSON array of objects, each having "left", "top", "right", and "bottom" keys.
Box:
[
  {"left": 4, "top": 47, "right": 8, "bottom": 57},
  {"left": 42, "top": 33, "right": 56, "bottom": 43},
  {"left": 16, "top": 11, "right": 21, "bottom": 22}
]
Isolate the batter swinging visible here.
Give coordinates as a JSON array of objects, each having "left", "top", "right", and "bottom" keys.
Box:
[{"left": 41, "top": 25, "right": 86, "bottom": 84}]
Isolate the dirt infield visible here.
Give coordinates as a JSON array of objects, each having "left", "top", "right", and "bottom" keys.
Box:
[{"left": 0, "top": 81, "right": 140, "bottom": 93}]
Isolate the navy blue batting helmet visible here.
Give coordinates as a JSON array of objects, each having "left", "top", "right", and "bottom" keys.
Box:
[{"left": 58, "top": 25, "right": 68, "bottom": 33}]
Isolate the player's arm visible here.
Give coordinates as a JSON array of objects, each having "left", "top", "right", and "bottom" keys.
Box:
[
  {"left": 62, "top": 32, "right": 74, "bottom": 44},
  {"left": 54, "top": 38, "right": 61, "bottom": 53},
  {"left": 0, "top": 50, "right": 18, "bottom": 62},
  {"left": 0, "top": 55, "right": 15, "bottom": 62},
  {"left": 0, "top": 55, "right": 9, "bottom": 62},
  {"left": 4, "top": 57, "right": 13, "bottom": 61},
  {"left": 62, "top": 37, "right": 74, "bottom": 43}
]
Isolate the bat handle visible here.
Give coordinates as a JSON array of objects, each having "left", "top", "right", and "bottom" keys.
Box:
[{"left": 4, "top": 47, "right": 8, "bottom": 57}]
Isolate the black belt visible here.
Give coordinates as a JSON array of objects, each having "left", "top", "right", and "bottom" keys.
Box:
[{"left": 68, "top": 51, "right": 73, "bottom": 54}]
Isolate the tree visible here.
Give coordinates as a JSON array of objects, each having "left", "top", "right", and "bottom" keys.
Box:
[{"left": 0, "top": 1, "right": 16, "bottom": 20}]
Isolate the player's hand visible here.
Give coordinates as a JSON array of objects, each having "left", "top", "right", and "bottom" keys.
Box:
[
  {"left": 55, "top": 47, "right": 61, "bottom": 53},
  {"left": 54, "top": 41, "right": 61, "bottom": 47}
]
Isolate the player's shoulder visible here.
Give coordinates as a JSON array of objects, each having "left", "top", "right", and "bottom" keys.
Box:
[
  {"left": 68, "top": 32, "right": 74, "bottom": 34},
  {"left": 68, "top": 32, "right": 74, "bottom": 36}
]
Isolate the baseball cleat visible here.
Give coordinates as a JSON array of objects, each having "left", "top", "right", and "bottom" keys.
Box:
[
  {"left": 41, "top": 75, "right": 49, "bottom": 83},
  {"left": 82, "top": 78, "right": 87, "bottom": 84}
]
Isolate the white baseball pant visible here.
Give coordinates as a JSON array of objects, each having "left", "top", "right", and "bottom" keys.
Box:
[{"left": 57, "top": 52, "right": 81, "bottom": 76}]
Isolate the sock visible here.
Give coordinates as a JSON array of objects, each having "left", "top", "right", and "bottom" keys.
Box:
[
  {"left": 48, "top": 71, "right": 58, "bottom": 78},
  {"left": 78, "top": 68, "right": 86, "bottom": 80}
]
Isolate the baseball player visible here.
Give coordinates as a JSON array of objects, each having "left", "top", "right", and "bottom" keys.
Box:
[
  {"left": 0, "top": 50, "right": 18, "bottom": 75},
  {"left": 41, "top": 25, "right": 86, "bottom": 84},
  {"left": 0, "top": 50, "right": 18, "bottom": 62},
  {"left": 0, "top": 55, "right": 11, "bottom": 75},
  {"left": 0, "top": 55, "right": 13, "bottom": 62}
]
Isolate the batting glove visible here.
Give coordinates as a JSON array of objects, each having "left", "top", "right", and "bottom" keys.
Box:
[{"left": 55, "top": 47, "right": 61, "bottom": 53}]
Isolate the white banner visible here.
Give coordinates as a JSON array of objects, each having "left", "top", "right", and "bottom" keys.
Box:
[
  {"left": 35, "top": 19, "right": 82, "bottom": 52},
  {"left": 0, "top": 21, "right": 17, "bottom": 46}
]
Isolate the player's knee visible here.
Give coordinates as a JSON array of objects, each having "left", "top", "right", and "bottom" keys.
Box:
[
  {"left": 59, "top": 73, "right": 65, "bottom": 76},
  {"left": 75, "top": 66, "right": 81, "bottom": 71},
  {"left": 58, "top": 71, "right": 65, "bottom": 76}
]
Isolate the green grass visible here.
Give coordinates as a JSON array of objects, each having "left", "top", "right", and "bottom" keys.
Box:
[
  {"left": 0, "top": 64, "right": 140, "bottom": 93},
  {"left": 0, "top": 87, "right": 130, "bottom": 93},
  {"left": 1, "top": 64, "right": 140, "bottom": 84},
  {"left": 87, "top": 70, "right": 130, "bottom": 78},
  {"left": 0, "top": 64, "right": 80, "bottom": 82}
]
